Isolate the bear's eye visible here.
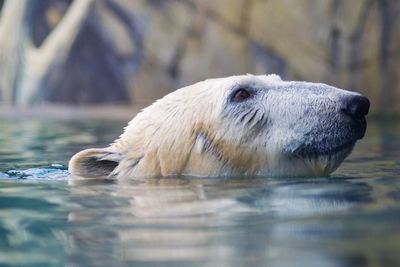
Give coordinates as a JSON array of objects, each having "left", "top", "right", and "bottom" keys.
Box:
[{"left": 232, "top": 88, "right": 252, "bottom": 102}]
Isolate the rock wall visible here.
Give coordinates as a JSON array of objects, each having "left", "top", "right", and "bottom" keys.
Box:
[{"left": 19, "top": 0, "right": 400, "bottom": 113}]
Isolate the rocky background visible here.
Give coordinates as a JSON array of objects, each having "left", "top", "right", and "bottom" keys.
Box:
[{"left": 0, "top": 0, "right": 399, "bottom": 114}]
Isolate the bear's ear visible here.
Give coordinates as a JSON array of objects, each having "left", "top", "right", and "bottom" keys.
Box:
[{"left": 68, "top": 148, "right": 121, "bottom": 178}]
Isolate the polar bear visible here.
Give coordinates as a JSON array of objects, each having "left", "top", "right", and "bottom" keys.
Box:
[{"left": 69, "top": 74, "right": 369, "bottom": 179}]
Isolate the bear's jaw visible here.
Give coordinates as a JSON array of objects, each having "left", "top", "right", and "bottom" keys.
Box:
[{"left": 289, "top": 141, "right": 356, "bottom": 176}]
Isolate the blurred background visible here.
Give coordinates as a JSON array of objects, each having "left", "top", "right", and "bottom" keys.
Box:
[{"left": 0, "top": 0, "right": 399, "bottom": 115}]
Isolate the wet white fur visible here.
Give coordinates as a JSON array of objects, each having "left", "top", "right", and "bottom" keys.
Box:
[{"left": 69, "top": 74, "right": 361, "bottom": 179}]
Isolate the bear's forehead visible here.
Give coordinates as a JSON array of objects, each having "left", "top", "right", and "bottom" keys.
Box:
[
  {"left": 204, "top": 74, "right": 283, "bottom": 90},
  {"left": 236, "top": 74, "right": 283, "bottom": 85},
  {"left": 231, "top": 73, "right": 283, "bottom": 84}
]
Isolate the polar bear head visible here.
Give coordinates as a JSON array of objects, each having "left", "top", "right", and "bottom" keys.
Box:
[{"left": 69, "top": 74, "right": 369, "bottom": 179}]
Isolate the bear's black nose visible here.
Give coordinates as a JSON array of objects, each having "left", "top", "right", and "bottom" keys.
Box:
[{"left": 341, "top": 95, "right": 370, "bottom": 119}]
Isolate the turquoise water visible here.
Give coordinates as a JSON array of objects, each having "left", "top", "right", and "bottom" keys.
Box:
[{"left": 0, "top": 118, "right": 399, "bottom": 267}]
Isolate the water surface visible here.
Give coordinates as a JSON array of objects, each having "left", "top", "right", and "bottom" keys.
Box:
[{"left": 0, "top": 118, "right": 399, "bottom": 267}]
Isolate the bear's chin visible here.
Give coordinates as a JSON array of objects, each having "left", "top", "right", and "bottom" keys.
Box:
[{"left": 296, "top": 142, "right": 355, "bottom": 176}]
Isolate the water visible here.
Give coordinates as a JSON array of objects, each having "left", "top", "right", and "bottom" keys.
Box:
[{"left": 0, "top": 118, "right": 399, "bottom": 267}]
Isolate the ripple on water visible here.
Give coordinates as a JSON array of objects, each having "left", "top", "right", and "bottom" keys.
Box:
[{"left": 3, "top": 165, "right": 69, "bottom": 181}]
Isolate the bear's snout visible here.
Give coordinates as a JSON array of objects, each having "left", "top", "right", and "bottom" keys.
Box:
[
  {"left": 340, "top": 95, "right": 370, "bottom": 139},
  {"left": 341, "top": 95, "right": 370, "bottom": 119}
]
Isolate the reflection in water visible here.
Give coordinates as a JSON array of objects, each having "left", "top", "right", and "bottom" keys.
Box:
[
  {"left": 0, "top": 119, "right": 399, "bottom": 266},
  {"left": 65, "top": 176, "right": 377, "bottom": 266}
]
